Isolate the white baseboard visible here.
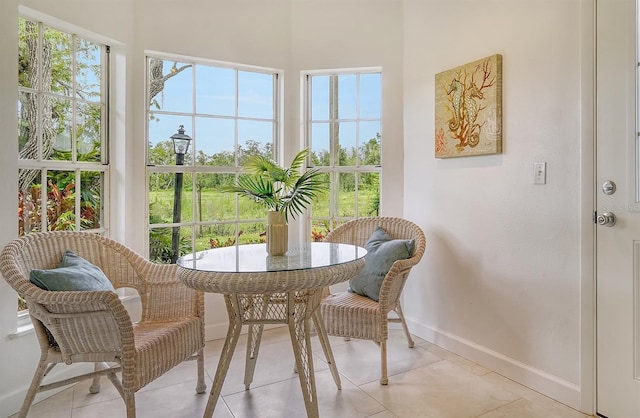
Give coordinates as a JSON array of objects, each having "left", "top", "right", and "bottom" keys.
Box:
[
  {"left": 0, "top": 363, "right": 92, "bottom": 418},
  {"left": 407, "top": 319, "right": 582, "bottom": 411}
]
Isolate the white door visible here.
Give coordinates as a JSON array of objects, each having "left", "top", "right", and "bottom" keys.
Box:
[{"left": 596, "top": 0, "right": 640, "bottom": 417}]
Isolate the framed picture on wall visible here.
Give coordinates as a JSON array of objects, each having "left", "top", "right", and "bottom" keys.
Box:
[{"left": 435, "top": 54, "right": 502, "bottom": 158}]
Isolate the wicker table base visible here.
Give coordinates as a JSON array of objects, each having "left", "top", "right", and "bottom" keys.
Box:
[
  {"left": 177, "top": 243, "right": 366, "bottom": 418},
  {"left": 207, "top": 291, "right": 339, "bottom": 418}
]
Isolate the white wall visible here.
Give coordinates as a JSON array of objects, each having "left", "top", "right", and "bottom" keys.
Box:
[{"left": 402, "top": 0, "right": 587, "bottom": 410}]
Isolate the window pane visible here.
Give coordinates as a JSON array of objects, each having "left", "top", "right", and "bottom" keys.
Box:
[
  {"left": 148, "top": 115, "right": 192, "bottom": 165},
  {"left": 18, "top": 19, "right": 38, "bottom": 89},
  {"left": 79, "top": 171, "right": 102, "bottom": 229},
  {"left": 194, "top": 116, "right": 235, "bottom": 159},
  {"left": 238, "top": 71, "right": 274, "bottom": 119},
  {"left": 238, "top": 221, "right": 267, "bottom": 245},
  {"left": 311, "top": 75, "right": 330, "bottom": 120},
  {"left": 50, "top": 95, "right": 72, "bottom": 161},
  {"left": 338, "top": 74, "right": 356, "bottom": 120},
  {"left": 149, "top": 173, "right": 174, "bottom": 224},
  {"left": 358, "top": 172, "right": 379, "bottom": 217},
  {"left": 310, "top": 172, "right": 331, "bottom": 217},
  {"left": 148, "top": 59, "right": 193, "bottom": 113},
  {"left": 337, "top": 173, "right": 355, "bottom": 217},
  {"left": 197, "top": 173, "right": 237, "bottom": 221},
  {"left": 148, "top": 226, "right": 191, "bottom": 264},
  {"left": 149, "top": 172, "right": 194, "bottom": 224},
  {"left": 76, "top": 102, "right": 101, "bottom": 161},
  {"left": 46, "top": 26, "right": 72, "bottom": 95},
  {"left": 75, "top": 38, "right": 102, "bottom": 102},
  {"left": 311, "top": 122, "right": 330, "bottom": 166},
  {"left": 149, "top": 227, "right": 173, "bottom": 263},
  {"left": 239, "top": 195, "right": 268, "bottom": 222},
  {"left": 311, "top": 219, "right": 331, "bottom": 242},
  {"left": 337, "top": 121, "right": 356, "bottom": 166},
  {"left": 47, "top": 170, "right": 76, "bottom": 231},
  {"left": 238, "top": 120, "right": 273, "bottom": 157},
  {"left": 18, "top": 91, "right": 35, "bottom": 157},
  {"left": 196, "top": 66, "right": 235, "bottom": 116},
  {"left": 360, "top": 73, "right": 381, "bottom": 118},
  {"left": 18, "top": 168, "right": 42, "bottom": 235},
  {"left": 359, "top": 122, "right": 381, "bottom": 166}
]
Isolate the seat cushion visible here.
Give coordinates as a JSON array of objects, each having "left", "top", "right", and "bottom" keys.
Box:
[
  {"left": 30, "top": 250, "right": 116, "bottom": 292},
  {"left": 348, "top": 227, "right": 415, "bottom": 301}
]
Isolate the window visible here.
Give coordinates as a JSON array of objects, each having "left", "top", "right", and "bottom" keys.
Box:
[
  {"left": 304, "top": 70, "right": 382, "bottom": 240},
  {"left": 146, "top": 54, "right": 281, "bottom": 263},
  {"left": 17, "top": 18, "right": 109, "bottom": 310}
]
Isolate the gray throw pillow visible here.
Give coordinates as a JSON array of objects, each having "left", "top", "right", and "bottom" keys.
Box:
[
  {"left": 30, "top": 250, "right": 116, "bottom": 292},
  {"left": 348, "top": 227, "right": 415, "bottom": 301}
]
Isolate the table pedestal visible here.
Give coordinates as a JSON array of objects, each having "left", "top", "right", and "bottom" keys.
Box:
[{"left": 203, "top": 290, "right": 341, "bottom": 418}]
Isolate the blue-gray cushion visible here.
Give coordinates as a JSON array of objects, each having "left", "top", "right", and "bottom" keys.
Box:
[
  {"left": 30, "top": 250, "right": 116, "bottom": 292},
  {"left": 348, "top": 227, "right": 415, "bottom": 301}
]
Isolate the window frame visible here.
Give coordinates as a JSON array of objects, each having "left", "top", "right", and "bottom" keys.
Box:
[
  {"left": 17, "top": 17, "right": 110, "bottom": 236},
  {"left": 15, "top": 11, "right": 111, "bottom": 325},
  {"left": 144, "top": 51, "right": 283, "bottom": 260},
  {"left": 302, "top": 67, "right": 383, "bottom": 239}
]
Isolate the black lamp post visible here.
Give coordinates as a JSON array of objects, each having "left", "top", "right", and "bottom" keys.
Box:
[{"left": 170, "top": 125, "right": 192, "bottom": 264}]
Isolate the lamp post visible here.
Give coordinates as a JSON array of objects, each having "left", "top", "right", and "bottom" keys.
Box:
[{"left": 170, "top": 125, "right": 192, "bottom": 264}]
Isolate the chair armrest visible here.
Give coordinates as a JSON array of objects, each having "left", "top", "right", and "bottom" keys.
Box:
[
  {"left": 377, "top": 258, "right": 418, "bottom": 313},
  {"left": 26, "top": 289, "right": 135, "bottom": 364}
]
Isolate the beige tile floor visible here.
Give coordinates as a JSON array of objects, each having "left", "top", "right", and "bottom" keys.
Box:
[{"left": 10, "top": 327, "right": 595, "bottom": 418}]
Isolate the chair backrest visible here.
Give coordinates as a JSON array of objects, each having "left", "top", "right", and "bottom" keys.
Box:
[
  {"left": 323, "top": 217, "right": 426, "bottom": 309},
  {"left": 0, "top": 231, "right": 142, "bottom": 363}
]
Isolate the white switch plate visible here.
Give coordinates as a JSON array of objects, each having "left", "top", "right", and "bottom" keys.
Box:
[{"left": 534, "top": 162, "right": 546, "bottom": 184}]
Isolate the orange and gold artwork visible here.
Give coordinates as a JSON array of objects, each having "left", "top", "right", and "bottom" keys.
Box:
[{"left": 435, "top": 54, "right": 502, "bottom": 158}]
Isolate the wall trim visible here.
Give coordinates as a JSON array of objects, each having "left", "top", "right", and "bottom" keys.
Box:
[
  {"left": 408, "top": 319, "right": 583, "bottom": 412},
  {"left": 0, "top": 363, "right": 92, "bottom": 418}
]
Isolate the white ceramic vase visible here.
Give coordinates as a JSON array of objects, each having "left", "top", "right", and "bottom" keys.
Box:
[{"left": 266, "top": 211, "right": 288, "bottom": 256}]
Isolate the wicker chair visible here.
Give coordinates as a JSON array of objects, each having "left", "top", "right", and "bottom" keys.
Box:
[
  {"left": 319, "top": 217, "right": 426, "bottom": 385},
  {"left": 0, "top": 231, "right": 206, "bottom": 418}
]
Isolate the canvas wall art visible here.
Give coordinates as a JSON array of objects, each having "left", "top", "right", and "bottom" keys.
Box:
[{"left": 435, "top": 54, "right": 502, "bottom": 158}]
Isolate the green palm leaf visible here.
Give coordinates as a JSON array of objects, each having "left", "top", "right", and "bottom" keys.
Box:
[{"left": 219, "top": 149, "right": 327, "bottom": 220}]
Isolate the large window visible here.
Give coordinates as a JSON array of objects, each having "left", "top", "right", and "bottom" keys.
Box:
[
  {"left": 304, "top": 70, "right": 382, "bottom": 240},
  {"left": 17, "top": 18, "right": 109, "bottom": 309},
  {"left": 146, "top": 55, "right": 280, "bottom": 263}
]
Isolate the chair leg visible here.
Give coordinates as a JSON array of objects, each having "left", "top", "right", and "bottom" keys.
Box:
[
  {"left": 124, "top": 392, "right": 136, "bottom": 418},
  {"left": 196, "top": 348, "right": 206, "bottom": 394},
  {"left": 395, "top": 301, "right": 415, "bottom": 348},
  {"left": 89, "top": 362, "right": 102, "bottom": 394},
  {"left": 380, "top": 339, "right": 388, "bottom": 385},
  {"left": 18, "top": 353, "right": 49, "bottom": 418}
]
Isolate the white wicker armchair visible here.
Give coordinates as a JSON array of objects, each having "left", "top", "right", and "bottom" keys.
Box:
[
  {"left": 319, "top": 217, "right": 426, "bottom": 385},
  {"left": 0, "top": 231, "right": 206, "bottom": 418}
]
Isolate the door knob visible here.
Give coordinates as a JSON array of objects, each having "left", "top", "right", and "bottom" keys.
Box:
[{"left": 596, "top": 212, "right": 616, "bottom": 227}]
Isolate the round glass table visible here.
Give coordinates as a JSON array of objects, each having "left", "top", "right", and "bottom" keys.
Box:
[{"left": 177, "top": 242, "right": 367, "bottom": 418}]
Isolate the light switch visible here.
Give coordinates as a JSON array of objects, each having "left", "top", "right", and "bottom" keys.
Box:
[{"left": 534, "top": 162, "right": 546, "bottom": 185}]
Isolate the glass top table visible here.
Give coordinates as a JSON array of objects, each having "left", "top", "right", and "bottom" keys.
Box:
[{"left": 177, "top": 242, "right": 367, "bottom": 418}]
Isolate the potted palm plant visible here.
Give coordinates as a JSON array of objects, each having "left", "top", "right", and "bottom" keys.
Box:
[{"left": 220, "top": 149, "right": 326, "bottom": 255}]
